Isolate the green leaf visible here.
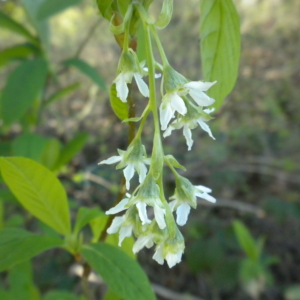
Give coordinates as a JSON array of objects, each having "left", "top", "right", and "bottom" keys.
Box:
[
  {"left": 21, "top": 0, "right": 50, "bottom": 51},
  {"left": 0, "top": 157, "right": 71, "bottom": 236},
  {"left": 0, "top": 228, "right": 63, "bottom": 272},
  {"left": 0, "top": 43, "right": 39, "bottom": 69},
  {"left": 40, "top": 139, "right": 62, "bottom": 170},
  {"left": 1, "top": 59, "right": 48, "bottom": 125},
  {"left": 74, "top": 207, "right": 103, "bottom": 234},
  {"left": 53, "top": 132, "right": 88, "bottom": 170},
  {"left": 44, "top": 83, "right": 80, "bottom": 105},
  {"left": 110, "top": 84, "right": 128, "bottom": 120},
  {"left": 117, "top": 0, "right": 131, "bottom": 17},
  {"left": 233, "top": 220, "right": 259, "bottom": 261},
  {"left": 63, "top": 58, "right": 106, "bottom": 90},
  {"left": 8, "top": 261, "right": 41, "bottom": 300},
  {"left": 37, "top": 0, "right": 82, "bottom": 20},
  {"left": 0, "top": 11, "right": 37, "bottom": 43},
  {"left": 136, "top": 24, "right": 147, "bottom": 62},
  {"left": 43, "top": 290, "right": 80, "bottom": 300},
  {"left": 154, "top": 0, "right": 173, "bottom": 29},
  {"left": 12, "top": 133, "right": 49, "bottom": 161},
  {"left": 200, "top": 0, "right": 240, "bottom": 109},
  {"left": 96, "top": 0, "right": 114, "bottom": 20},
  {"left": 103, "top": 289, "right": 121, "bottom": 300},
  {"left": 81, "top": 243, "right": 156, "bottom": 300}
]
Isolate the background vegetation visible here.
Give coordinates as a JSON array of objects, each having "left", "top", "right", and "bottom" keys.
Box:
[{"left": 0, "top": 0, "right": 299, "bottom": 299}]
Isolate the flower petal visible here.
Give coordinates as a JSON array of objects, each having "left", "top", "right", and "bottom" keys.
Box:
[
  {"left": 137, "top": 162, "right": 147, "bottom": 184},
  {"left": 197, "top": 119, "right": 215, "bottom": 140},
  {"left": 184, "top": 80, "right": 217, "bottom": 92},
  {"left": 98, "top": 155, "right": 122, "bottom": 165},
  {"left": 123, "top": 164, "right": 135, "bottom": 190},
  {"left": 153, "top": 245, "right": 164, "bottom": 265},
  {"left": 133, "top": 73, "right": 149, "bottom": 98},
  {"left": 154, "top": 205, "right": 166, "bottom": 229},
  {"left": 159, "top": 101, "right": 175, "bottom": 130},
  {"left": 107, "top": 216, "right": 124, "bottom": 234},
  {"left": 189, "top": 90, "right": 215, "bottom": 106},
  {"left": 168, "top": 200, "right": 177, "bottom": 212},
  {"left": 115, "top": 73, "right": 129, "bottom": 103},
  {"left": 118, "top": 225, "right": 133, "bottom": 246},
  {"left": 176, "top": 203, "right": 191, "bottom": 226},
  {"left": 170, "top": 93, "right": 187, "bottom": 115},
  {"left": 183, "top": 125, "right": 193, "bottom": 151},
  {"left": 133, "top": 235, "right": 153, "bottom": 253},
  {"left": 195, "top": 185, "right": 212, "bottom": 193},
  {"left": 166, "top": 252, "right": 182, "bottom": 268},
  {"left": 136, "top": 202, "right": 151, "bottom": 225},
  {"left": 195, "top": 192, "right": 216, "bottom": 203},
  {"left": 106, "top": 198, "right": 129, "bottom": 215}
]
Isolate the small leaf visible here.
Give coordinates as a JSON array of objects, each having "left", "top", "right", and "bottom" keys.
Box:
[
  {"left": 40, "top": 139, "right": 62, "bottom": 170},
  {"left": 117, "top": 0, "right": 131, "bottom": 17},
  {"left": 74, "top": 207, "right": 103, "bottom": 234},
  {"left": 37, "top": 0, "right": 82, "bottom": 20},
  {"left": 110, "top": 84, "right": 128, "bottom": 120},
  {"left": 0, "top": 157, "right": 71, "bottom": 236},
  {"left": 233, "top": 220, "right": 259, "bottom": 261},
  {"left": 63, "top": 58, "right": 106, "bottom": 90},
  {"left": 53, "top": 132, "right": 88, "bottom": 170},
  {"left": 1, "top": 58, "right": 48, "bottom": 125},
  {"left": 0, "top": 11, "right": 37, "bottom": 43},
  {"left": 96, "top": 0, "right": 114, "bottom": 20},
  {"left": 44, "top": 83, "right": 80, "bottom": 105},
  {"left": 154, "top": 0, "right": 173, "bottom": 29},
  {"left": 81, "top": 243, "right": 156, "bottom": 300},
  {"left": 0, "top": 43, "right": 39, "bottom": 69},
  {"left": 200, "top": 0, "right": 240, "bottom": 109},
  {"left": 0, "top": 228, "right": 63, "bottom": 272},
  {"left": 103, "top": 289, "right": 121, "bottom": 300}
]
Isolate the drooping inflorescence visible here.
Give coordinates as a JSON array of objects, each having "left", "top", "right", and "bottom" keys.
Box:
[{"left": 99, "top": 1, "right": 217, "bottom": 268}]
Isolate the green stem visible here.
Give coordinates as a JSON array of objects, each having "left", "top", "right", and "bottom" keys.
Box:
[{"left": 151, "top": 25, "right": 169, "bottom": 66}]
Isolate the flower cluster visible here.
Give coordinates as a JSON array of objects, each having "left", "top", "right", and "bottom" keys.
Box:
[{"left": 99, "top": 11, "right": 218, "bottom": 268}]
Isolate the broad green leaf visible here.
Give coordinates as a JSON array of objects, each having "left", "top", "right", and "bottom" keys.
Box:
[
  {"left": 233, "top": 220, "right": 259, "bottom": 261},
  {"left": 21, "top": 0, "right": 50, "bottom": 51},
  {"left": 200, "top": 0, "right": 240, "bottom": 109},
  {"left": 0, "top": 157, "right": 71, "bottom": 236},
  {"left": 0, "top": 228, "right": 63, "bottom": 272},
  {"left": 74, "top": 207, "right": 103, "bottom": 234},
  {"left": 96, "top": 0, "right": 114, "bottom": 20},
  {"left": 110, "top": 84, "right": 128, "bottom": 120},
  {"left": 103, "top": 289, "right": 121, "bottom": 300},
  {"left": 154, "top": 0, "right": 173, "bottom": 29},
  {"left": 43, "top": 291, "right": 80, "bottom": 300},
  {"left": 89, "top": 212, "right": 109, "bottom": 242},
  {"left": 0, "top": 141, "right": 11, "bottom": 156},
  {"left": 53, "top": 132, "right": 88, "bottom": 170},
  {"left": 0, "top": 43, "right": 39, "bottom": 69},
  {"left": 81, "top": 243, "right": 156, "bottom": 300},
  {"left": 0, "top": 201, "right": 3, "bottom": 230},
  {"left": 106, "top": 233, "right": 135, "bottom": 260},
  {"left": 0, "top": 11, "right": 37, "bottom": 43},
  {"left": 44, "top": 83, "right": 80, "bottom": 105},
  {"left": 1, "top": 59, "right": 48, "bottom": 125},
  {"left": 117, "top": 0, "right": 131, "bottom": 17},
  {"left": 37, "top": 0, "right": 82, "bottom": 20},
  {"left": 63, "top": 58, "right": 106, "bottom": 90},
  {"left": 12, "top": 133, "right": 49, "bottom": 161},
  {"left": 8, "top": 261, "right": 41, "bottom": 300}
]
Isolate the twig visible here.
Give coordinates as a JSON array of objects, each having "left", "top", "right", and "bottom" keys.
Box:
[
  {"left": 198, "top": 198, "right": 265, "bottom": 217},
  {"left": 85, "top": 172, "right": 114, "bottom": 190}
]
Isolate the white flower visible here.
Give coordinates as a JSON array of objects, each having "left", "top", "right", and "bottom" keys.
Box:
[
  {"left": 133, "top": 233, "right": 155, "bottom": 254},
  {"left": 183, "top": 81, "right": 217, "bottom": 107},
  {"left": 159, "top": 92, "right": 187, "bottom": 130},
  {"left": 169, "top": 177, "right": 216, "bottom": 226},
  {"left": 114, "top": 71, "right": 149, "bottom": 103},
  {"left": 99, "top": 141, "right": 149, "bottom": 190},
  {"left": 107, "top": 215, "right": 134, "bottom": 246},
  {"left": 152, "top": 230, "right": 185, "bottom": 268},
  {"left": 163, "top": 108, "right": 215, "bottom": 151},
  {"left": 159, "top": 79, "right": 216, "bottom": 130}
]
